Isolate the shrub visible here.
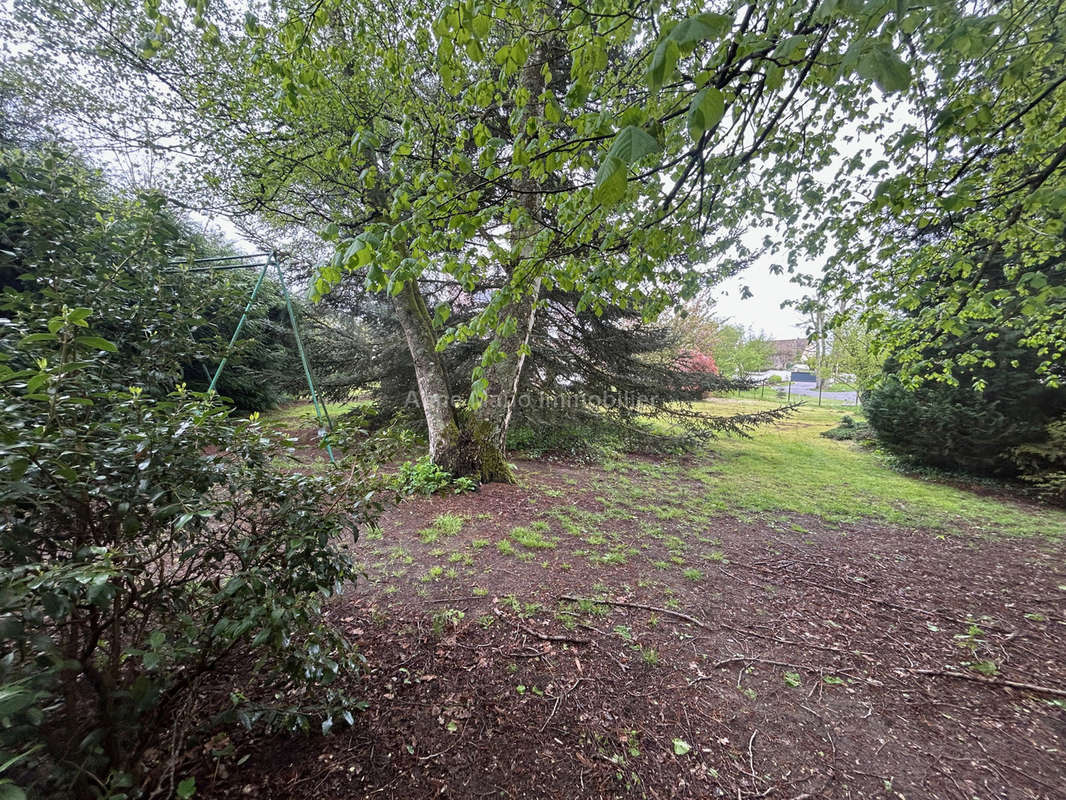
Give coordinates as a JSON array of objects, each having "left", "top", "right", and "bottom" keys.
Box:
[
  {"left": 1013, "top": 418, "right": 1066, "bottom": 504},
  {"left": 0, "top": 145, "right": 298, "bottom": 412},
  {"left": 0, "top": 311, "right": 391, "bottom": 797},
  {"left": 864, "top": 367, "right": 1066, "bottom": 477},
  {"left": 820, "top": 414, "right": 875, "bottom": 443},
  {"left": 394, "top": 455, "right": 477, "bottom": 495}
]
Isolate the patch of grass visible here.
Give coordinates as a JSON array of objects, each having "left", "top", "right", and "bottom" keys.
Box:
[
  {"left": 419, "top": 513, "right": 465, "bottom": 543},
  {"left": 420, "top": 565, "right": 444, "bottom": 582},
  {"left": 262, "top": 399, "right": 370, "bottom": 429},
  {"left": 682, "top": 397, "right": 1066, "bottom": 539},
  {"left": 682, "top": 567, "right": 703, "bottom": 581},
  {"left": 509, "top": 524, "right": 556, "bottom": 550},
  {"left": 497, "top": 539, "right": 516, "bottom": 556}
]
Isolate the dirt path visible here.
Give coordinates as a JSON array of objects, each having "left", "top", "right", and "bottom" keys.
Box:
[{"left": 199, "top": 456, "right": 1066, "bottom": 799}]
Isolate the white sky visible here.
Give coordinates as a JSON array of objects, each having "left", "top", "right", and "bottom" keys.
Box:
[{"left": 713, "top": 265, "right": 809, "bottom": 339}]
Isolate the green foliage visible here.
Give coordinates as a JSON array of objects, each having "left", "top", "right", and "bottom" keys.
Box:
[
  {"left": 394, "top": 455, "right": 477, "bottom": 496},
  {"left": 865, "top": 353, "right": 1066, "bottom": 477},
  {"left": 1012, "top": 418, "right": 1066, "bottom": 505},
  {"left": 508, "top": 524, "right": 555, "bottom": 550},
  {"left": 0, "top": 307, "right": 391, "bottom": 796},
  {"left": 0, "top": 145, "right": 298, "bottom": 411},
  {"left": 710, "top": 325, "right": 773, "bottom": 379},
  {"left": 418, "top": 513, "right": 465, "bottom": 543},
  {"left": 507, "top": 420, "right": 626, "bottom": 462},
  {"left": 820, "top": 414, "right": 875, "bottom": 443},
  {"left": 813, "top": 1, "right": 1066, "bottom": 385}
]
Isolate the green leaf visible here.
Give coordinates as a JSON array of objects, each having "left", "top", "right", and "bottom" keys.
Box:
[
  {"left": 0, "top": 689, "right": 34, "bottom": 718},
  {"left": 18, "top": 333, "right": 57, "bottom": 346},
  {"left": 606, "top": 125, "right": 660, "bottom": 164},
  {"left": 0, "top": 782, "right": 26, "bottom": 800},
  {"left": 67, "top": 307, "right": 92, "bottom": 325},
  {"left": 672, "top": 738, "right": 691, "bottom": 756},
  {"left": 74, "top": 336, "right": 118, "bottom": 353},
  {"left": 857, "top": 42, "right": 911, "bottom": 93},
  {"left": 668, "top": 13, "right": 732, "bottom": 48},
  {"left": 647, "top": 38, "right": 680, "bottom": 91},
  {"left": 686, "top": 87, "right": 725, "bottom": 142},
  {"left": 176, "top": 777, "right": 196, "bottom": 799},
  {"left": 593, "top": 155, "right": 627, "bottom": 206}
]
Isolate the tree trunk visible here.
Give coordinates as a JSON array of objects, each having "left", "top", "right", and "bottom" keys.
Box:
[
  {"left": 391, "top": 280, "right": 460, "bottom": 461},
  {"left": 472, "top": 39, "right": 547, "bottom": 459},
  {"left": 476, "top": 278, "right": 541, "bottom": 453},
  {"left": 392, "top": 280, "right": 514, "bottom": 483}
]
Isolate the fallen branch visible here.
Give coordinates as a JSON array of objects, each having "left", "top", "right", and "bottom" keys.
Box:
[
  {"left": 905, "top": 668, "right": 1066, "bottom": 698},
  {"left": 562, "top": 593, "right": 868, "bottom": 659},
  {"left": 559, "top": 594, "right": 715, "bottom": 632},
  {"left": 731, "top": 562, "right": 1015, "bottom": 634},
  {"left": 493, "top": 608, "right": 590, "bottom": 646}
]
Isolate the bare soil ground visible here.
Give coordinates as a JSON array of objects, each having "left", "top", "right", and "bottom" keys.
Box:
[{"left": 194, "top": 450, "right": 1066, "bottom": 799}]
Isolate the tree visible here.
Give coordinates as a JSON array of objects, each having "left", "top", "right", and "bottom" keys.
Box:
[
  {"left": 825, "top": 317, "right": 882, "bottom": 395},
  {"left": 710, "top": 324, "right": 773, "bottom": 380},
  {"left": 3, "top": 0, "right": 903, "bottom": 480},
  {"left": 804, "top": 0, "right": 1066, "bottom": 387},
  {"left": 12, "top": 0, "right": 1014, "bottom": 479}
]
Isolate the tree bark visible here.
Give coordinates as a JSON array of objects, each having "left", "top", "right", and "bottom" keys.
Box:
[
  {"left": 473, "top": 40, "right": 548, "bottom": 458},
  {"left": 391, "top": 280, "right": 460, "bottom": 462},
  {"left": 392, "top": 279, "right": 514, "bottom": 483}
]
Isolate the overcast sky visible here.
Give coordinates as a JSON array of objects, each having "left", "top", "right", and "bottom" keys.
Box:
[{"left": 711, "top": 265, "right": 809, "bottom": 340}]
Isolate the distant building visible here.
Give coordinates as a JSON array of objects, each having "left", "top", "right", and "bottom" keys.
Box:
[{"left": 769, "top": 338, "right": 809, "bottom": 369}]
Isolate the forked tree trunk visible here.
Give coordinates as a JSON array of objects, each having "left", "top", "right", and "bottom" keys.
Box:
[
  {"left": 392, "top": 279, "right": 514, "bottom": 483},
  {"left": 390, "top": 37, "right": 550, "bottom": 484}
]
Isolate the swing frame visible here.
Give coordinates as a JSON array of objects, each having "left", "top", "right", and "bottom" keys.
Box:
[{"left": 168, "top": 251, "right": 336, "bottom": 463}]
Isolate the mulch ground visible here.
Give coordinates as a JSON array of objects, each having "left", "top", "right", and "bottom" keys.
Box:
[{"left": 194, "top": 455, "right": 1066, "bottom": 800}]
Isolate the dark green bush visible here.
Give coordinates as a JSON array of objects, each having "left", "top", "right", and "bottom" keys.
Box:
[
  {"left": 820, "top": 414, "right": 875, "bottom": 443},
  {"left": 0, "top": 145, "right": 392, "bottom": 797},
  {"left": 1013, "top": 418, "right": 1066, "bottom": 504},
  {"left": 0, "top": 309, "right": 391, "bottom": 798},
  {"left": 0, "top": 145, "right": 298, "bottom": 411},
  {"left": 864, "top": 367, "right": 1066, "bottom": 477}
]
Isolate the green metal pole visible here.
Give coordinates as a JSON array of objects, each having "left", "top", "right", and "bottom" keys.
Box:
[
  {"left": 208, "top": 259, "right": 270, "bottom": 394},
  {"left": 273, "top": 253, "right": 336, "bottom": 464}
]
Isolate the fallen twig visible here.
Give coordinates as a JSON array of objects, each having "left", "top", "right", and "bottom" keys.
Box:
[
  {"left": 731, "top": 562, "right": 1015, "bottom": 633},
  {"left": 559, "top": 594, "right": 715, "bottom": 632},
  {"left": 905, "top": 668, "right": 1066, "bottom": 698}
]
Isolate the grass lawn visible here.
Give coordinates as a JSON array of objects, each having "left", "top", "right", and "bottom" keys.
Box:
[{"left": 674, "top": 397, "right": 1066, "bottom": 538}]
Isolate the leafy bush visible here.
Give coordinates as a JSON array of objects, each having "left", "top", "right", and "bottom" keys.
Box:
[
  {"left": 864, "top": 364, "right": 1066, "bottom": 477},
  {"left": 394, "top": 455, "right": 477, "bottom": 495},
  {"left": 820, "top": 414, "right": 875, "bottom": 443},
  {"left": 0, "top": 145, "right": 298, "bottom": 411},
  {"left": 0, "top": 308, "right": 390, "bottom": 796},
  {"left": 1013, "top": 418, "right": 1066, "bottom": 505}
]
